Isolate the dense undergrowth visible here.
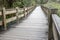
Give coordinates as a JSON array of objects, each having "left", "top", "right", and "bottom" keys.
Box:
[{"left": 43, "top": 2, "right": 60, "bottom": 17}]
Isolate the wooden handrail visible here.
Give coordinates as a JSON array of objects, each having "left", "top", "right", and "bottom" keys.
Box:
[
  {"left": 52, "top": 14, "right": 60, "bottom": 40},
  {"left": 0, "top": 6, "right": 35, "bottom": 30},
  {"left": 41, "top": 5, "right": 60, "bottom": 40}
]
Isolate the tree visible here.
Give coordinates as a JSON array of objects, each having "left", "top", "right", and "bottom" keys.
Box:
[
  {"left": 0, "top": 0, "right": 36, "bottom": 8},
  {"left": 7, "top": 0, "right": 14, "bottom": 8}
]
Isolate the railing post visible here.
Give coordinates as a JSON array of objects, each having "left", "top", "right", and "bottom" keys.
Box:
[
  {"left": 27, "top": 7, "right": 28, "bottom": 15},
  {"left": 23, "top": 7, "right": 26, "bottom": 17},
  {"left": 48, "top": 8, "right": 58, "bottom": 40},
  {"left": 16, "top": 7, "right": 19, "bottom": 24},
  {"left": 2, "top": 7, "right": 7, "bottom": 30},
  {"left": 52, "top": 22, "right": 59, "bottom": 40},
  {"left": 48, "top": 9, "right": 53, "bottom": 40}
]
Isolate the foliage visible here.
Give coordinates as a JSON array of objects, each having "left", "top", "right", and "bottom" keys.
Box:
[
  {"left": 40, "top": 0, "right": 47, "bottom": 4},
  {"left": 43, "top": 2, "right": 60, "bottom": 17},
  {"left": 13, "top": 0, "right": 24, "bottom": 8},
  {"left": 13, "top": 2, "right": 24, "bottom": 8},
  {"left": 13, "top": 0, "right": 36, "bottom": 8},
  {"left": 0, "top": 0, "right": 37, "bottom": 8}
]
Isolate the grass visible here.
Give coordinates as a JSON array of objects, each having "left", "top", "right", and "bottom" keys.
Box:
[{"left": 43, "top": 2, "right": 60, "bottom": 17}]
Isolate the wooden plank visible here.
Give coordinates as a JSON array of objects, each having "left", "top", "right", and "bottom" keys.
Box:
[
  {"left": 23, "top": 7, "right": 26, "bottom": 17},
  {"left": 0, "top": 12, "right": 2, "bottom": 15},
  {"left": 6, "top": 10, "right": 16, "bottom": 15},
  {"left": 0, "top": 21, "right": 2, "bottom": 25},
  {"left": 25, "top": 8, "right": 27, "bottom": 11},
  {"left": 2, "top": 7, "right": 7, "bottom": 30},
  {"left": 0, "top": 17, "right": 17, "bottom": 25},
  {"left": 0, "top": 6, "right": 48, "bottom": 40},
  {"left": 52, "top": 23, "right": 58, "bottom": 40},
  {"left": 0, "top": 10, "right": 16, "bottom": 15},
  {"left": 0, "top": 7, "right": 33, "bottom": 26},
  {"left": 52, "top": 14, "right": 60, "bottom": 34},
  {"left": 16, "top": 7, "right": 19, "bottom": 23},
  {"left": 52, "top": 14, "right": 60, "bottom": 40},
  {"left": 25, "top": 12, "right": 28, "bottom": 16},
  {"left": 6, "top": 17, "right": 16, "bottom": 23},
  {"left": 18, "top": 8, "right": 24, "bottom": 13},
  {"left": 0, "top": 7, "right": 32, "bottom": 16},
  {"left": 0, "top": 9, "right": 24, "bottom": 16},
  {"left": 18, "top": 14, "right": 24, "bottom": 18}
]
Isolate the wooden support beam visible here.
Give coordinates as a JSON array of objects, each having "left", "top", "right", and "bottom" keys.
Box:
[
  {"left": 48, "top": 9, "right": 58, "bottom": 40},
  {"left": 2, "top": 7, "right": 7, "bottom": 30},
  {"left": 16, "top": 7, "right": 19, "bottom": 24},
  {"left": 23, "top": 7, "right": 26, "bottom": 17}
]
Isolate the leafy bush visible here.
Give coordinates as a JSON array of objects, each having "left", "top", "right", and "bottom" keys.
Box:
[
  {"left": 43, "top": 2, "right": 60, "bottom": 17},
  {"left": 13, "top": 2, "right": 24, "bottom": 8}
]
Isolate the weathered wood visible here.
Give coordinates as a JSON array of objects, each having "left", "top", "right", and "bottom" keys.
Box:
[
  {"left": 52, "top": 14, "right": 60, "bottom": 40},
  {"left": 0, "top": 15, "right": 24, "bottom": 25},
  {"left": 16, "top": 7, "right": 19, "bottom": 24},
  {"left": 0, "top": 6, "right": 48, "bottom": 40},
  {"left": 52, "top": 23, "right": 58, "bottom": 40},
  {"left": 0, "top": 6, "right": 35, "bottom": 30},
  {"left": 48, "top": 9, "right": 58, "bottom": 40},
  {"left": 24, "top": 8, "right": 27, "bottom": 16},
  {"left": 0, "top": 6, "right": 34, "bottom": 16},
  {"left": 2, "top": 7, "right": 7, "bottom": 30},
  {"left": 0, "top": 21, "right": 2, "bottom": 25},
  {"left": 52, "top": 14, "right": 59, "bottom": 40},
  {"left": 23, "top": 7, "right": 25, "bottom": 15},
  {"left": 18, "top": 14, "right": 24, "bottom": 18},
  {"left": 6, "top": 17, "right": 16, "bottom": 23},
  {"left": 41, "top": 5, "right": 58, "bottom": 40},
  {"left": 6, "top": 10, "right": 16, "bottom": 15},
  {"left": 0, "top": 12, "right": 2, "bottom": 15},
  {"left": 48, "top": 9, "right": 53, "bottom": 40}
]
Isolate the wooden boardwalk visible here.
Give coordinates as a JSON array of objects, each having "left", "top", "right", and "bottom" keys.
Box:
[{"left": 0, "top": 6, "right": 48, "bottom": 40}]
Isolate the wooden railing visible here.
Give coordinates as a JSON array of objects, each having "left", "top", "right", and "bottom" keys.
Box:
[
  {"left": 0, "top": 6, "right": 35, "bottom": 30},
  {"left": 52, "top": 14, "right": 60, "bottom": 40},
  {"left": 41, "top": 5, "right": 60, "bottom": 40}
]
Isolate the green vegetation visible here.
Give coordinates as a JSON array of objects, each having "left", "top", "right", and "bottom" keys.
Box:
[
  {"left": 43, "top": 2, "right": 60, "bottom": 9},
  {"left": 13, "top": 0, "right": 24, "bottom": 8},
  {"left": 0, "top": 0, "right": 36, "bottom": 21},
  {"left": 40, "top": 0, "right": 47, "bottom": 4},
  {"left": 0, "top": 0, "right": 48, "bottom": 8},
  {"left": 43, "top": 2, "right": 60, "bottom": 17},
  {"left": 13, "top": 0, "right": 36, "bottom": 8},
  {"left": 0, "top": 0, "right": 50, "bottom": 20},
  {"left": 0, "top": 0, "right": 36, "bottom": 8}
]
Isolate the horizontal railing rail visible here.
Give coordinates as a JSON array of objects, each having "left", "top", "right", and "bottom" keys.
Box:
[
  {"left": 0, "top": 6, "right": 35, "bottom": 30},
  {"left": 41, "top": 5, "right": 60, "bottom": 40},
  {"left": 52, "top": 14, "right": 60, "bottom": 40}
]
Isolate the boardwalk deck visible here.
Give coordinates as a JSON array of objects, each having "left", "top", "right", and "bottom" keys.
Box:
[{"left": 0, "top": 6, "right": 48, "bottom": 40}]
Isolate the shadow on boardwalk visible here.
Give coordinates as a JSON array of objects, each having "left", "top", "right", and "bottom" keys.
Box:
[{"left": 0, "top": 6, "right": 48, "bottom": 40}]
